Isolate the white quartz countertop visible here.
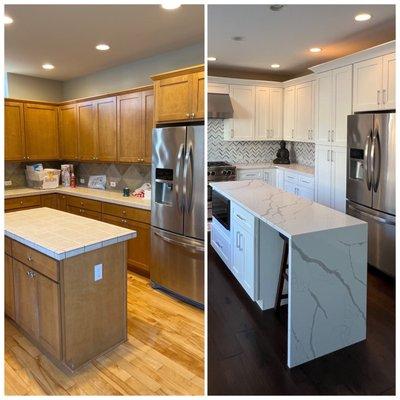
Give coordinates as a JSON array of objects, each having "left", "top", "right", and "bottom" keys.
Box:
[
  {"left": 210, "top": 180, "right": 365, "bottom": 238},
  {"left": 234, "top": 163, "right": 315, "bottom": 176},
  {"left": 5, "top": 207, "right": 137, "bottom": 260},
  {"left": 4, "top": 186, "right": 151, "bottom": 210}
]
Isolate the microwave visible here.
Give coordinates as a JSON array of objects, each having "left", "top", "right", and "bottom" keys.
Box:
[{"left": 212, "top": 191, "right": 230, "bottom": 231}]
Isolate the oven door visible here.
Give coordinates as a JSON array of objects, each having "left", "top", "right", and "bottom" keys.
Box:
[{"left": 212, "top": 191, "right": 230, "bottom": 231}]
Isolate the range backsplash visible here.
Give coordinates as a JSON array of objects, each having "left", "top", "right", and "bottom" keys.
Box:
[
  {"left": 208, "top": 119, "right": 315, "bottom": 167},
  {"left": 5, "top": 161, "right": 151, "bottom": 191}
]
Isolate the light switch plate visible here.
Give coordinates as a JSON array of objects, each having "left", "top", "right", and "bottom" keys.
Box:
[{"left": 94, "top": 264, "right": 103, "bottom": 281}]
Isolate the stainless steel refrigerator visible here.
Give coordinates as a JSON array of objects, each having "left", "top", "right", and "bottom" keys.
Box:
[
  {"left": 150, "top": 125, "right": 204, "bottom": 306},
  {"left": 346, "top": 113, "right": 395, "bottom": 276}
]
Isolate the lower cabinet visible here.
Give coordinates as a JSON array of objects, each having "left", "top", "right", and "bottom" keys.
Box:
[
  {"left": 41, "top": 193, "right": 59, "bottom": 209},
  {"left": 263, "top": 169, "right": 276, "bottom": 186},
  {"left": 284, "top": 171, "right": 315, "bottom": 200},
  {"left": 210, "top": 217, "right": 231, "bottom": 268},
  {"left": 5, "top": 253, "right": 15, "bottom": 319}
]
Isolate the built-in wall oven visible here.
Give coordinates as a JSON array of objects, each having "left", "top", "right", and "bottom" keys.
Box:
[{"left": 212, "top": 191, "right": 230, "bottom": 231}]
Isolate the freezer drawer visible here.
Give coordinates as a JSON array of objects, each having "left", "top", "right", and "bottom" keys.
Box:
[
  {"left": 150, "top": 227, "right": 204, "bottom": 306},
  {"left": 347, "top": 201, "right": 395, "bottom": 277}
]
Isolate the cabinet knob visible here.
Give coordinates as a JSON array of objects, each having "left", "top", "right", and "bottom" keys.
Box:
[
  {"left": 191, "top": 113, "right": 195, "bottom": 118},
  {"left": 122, "top": 210, "right": 126, "bottom": 214},
  {"left": 20, "top": 201, "right": 23, "bottom": 205},
  {"left": 27, "top": 256, "right": 33, "bottom": 261},
  {"left": 186, "top": 113, "right": 190, "bottom": 117},
  {"left": 27, "top": 156, "right": 30, "bottom": 160}
]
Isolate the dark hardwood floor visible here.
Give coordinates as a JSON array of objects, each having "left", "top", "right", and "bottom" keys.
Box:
[{"left": 208, "top": 245, "right": 395, "bottom": 395}]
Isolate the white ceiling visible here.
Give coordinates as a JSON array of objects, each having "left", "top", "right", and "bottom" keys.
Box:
[
  {"left": 208, "top": 4, "right": 395, "bottom": 78},
  {"left": 5, "top": 5, "right": 204, "bottom": 81}
]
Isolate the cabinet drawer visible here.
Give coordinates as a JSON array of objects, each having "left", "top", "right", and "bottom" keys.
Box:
[
  {"left": 102, "top": 202, "right": 151, "bottom": 224},
  {"left": 67, "top": 205, "right": 102, "bottom": 221},
  {"left": 211, "top": 219, "right": 231, "bottom": 268},
  {"left": 5, "top": 195, "right": 42, "bottom": 211},
  {"left": 12, "top": 240, "right": 59, "bottom": 282},
  {"left": 237, "top": 169, "right": 263, "bottom": 181},
  {"left": 284, "top": 171, "right": 299, "bottom": 185},
  {"left": 298, "top": 174, "right": 314, "bottom": 190},
  {"left": 232, "top": 202, "right": 255, "bottom": 232},
  {"left": 5, "top": 236, "right": 12, "bottom": 255},
  {"left": 66, "top": 196, "right": 102, "bottom": 212}
]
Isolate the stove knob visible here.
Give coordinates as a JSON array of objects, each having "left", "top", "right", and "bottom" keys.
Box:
[
  {"left": 227, "top": 170, "right": 232, "bottom": 175},
  {"left": 211, "top": 171, "right": 216, "bottom": 176},
  {"left": 222, "top": 170, "right": 227, "bottom": 175},
  {"left": 207, "top": 171, "right": 211, "bottom": 176}
]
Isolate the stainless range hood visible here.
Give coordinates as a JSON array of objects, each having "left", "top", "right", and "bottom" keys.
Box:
[{"left": 208, "top": 93, "right": 234, "bottom": 119}]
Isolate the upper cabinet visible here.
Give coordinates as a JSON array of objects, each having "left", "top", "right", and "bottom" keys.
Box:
[
  {"left": 77, "top": 100, "right": 97, "bottom": 161},
  {"left": 142, "top": 89, "right": 154, "bottom": 163},
  {"left": 5, "top": 101, "right": 25, "bottom": 161},
  {"left": 353, "top": 53, "right": 396, "bottom": 112},
  {"left": 283, "top": 86, "right": 295, "bottom": 141},
  {"left": 95, "top": 96, "right": 117, "bottom": 162},
  {"left": 59, "top": 104, "right": 78, "bottom": 160},
  {"left": 24, "top": 103, "right": 59, "bottom": 160},
  {"left": 152, "top": 65, "right": 204, "bottom": 123}
]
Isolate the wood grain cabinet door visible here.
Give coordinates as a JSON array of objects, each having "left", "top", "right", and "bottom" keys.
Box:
[
  {"left": 5, "top": 254, "right": 15, "bottom": 320},
  {"left": 155, "top": 74, "right": 193, "bottom": 123},
  {"left": 192, "top": 71, "right": 204, "bottom": 120},
  {"left": 41, "top": 194, "right": 60, "bottom": 210},
  {"left": 142, "top": 90, "right": 154, "bottom": 163},
  {"left": 59, "top": 104, "right": 78, "bottom": 160},
  {"left": 58, "top": 194, "right": 68, "bottom": 211},
  {"left": 13, "top": 259, "right": 39, "bottom": 340},
  {"left": 77, "top": 100, "right": 97, "bottom": 161},
  {"left": 24, "top": 103, "right": 59, "bottom": 160},
  {"left": 96, "top": 96, "right": 117, "bottom": 162},
  {"left": 117, "top": 92, "right": 143, "bottom": 163},
  {"left": 5, "top": 101, "right": 26, "bottom": 161}
]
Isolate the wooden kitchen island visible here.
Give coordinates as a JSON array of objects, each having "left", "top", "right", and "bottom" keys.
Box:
[{"left": 5, "top": 207, "right": 136, "bottom": 373}]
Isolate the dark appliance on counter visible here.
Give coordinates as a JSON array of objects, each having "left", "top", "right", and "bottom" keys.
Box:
[
  {"left": 346, "top": 112, "right": 395, "bottom": 277},
  {"left": 207, "top": 161, "right": 236, "bottom": 220},
  {"left": 211, "top": 191, "right": 231, "bottom": 231}
]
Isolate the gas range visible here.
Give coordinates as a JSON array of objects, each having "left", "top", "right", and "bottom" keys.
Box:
[{"left": 207, "top": 161, "right": 236, "bottom": 182}]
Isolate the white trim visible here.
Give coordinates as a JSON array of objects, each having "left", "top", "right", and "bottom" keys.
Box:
[
  {"left": 282, "top": 73, "right": 316, "bottom": 87},
  {"left": 208, "top": 76, "right": 283, "bottom": 88}
]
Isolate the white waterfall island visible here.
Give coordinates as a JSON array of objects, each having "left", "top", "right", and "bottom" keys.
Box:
[{"left": 210, "top": 180, "right": 367, "bottom": 368}]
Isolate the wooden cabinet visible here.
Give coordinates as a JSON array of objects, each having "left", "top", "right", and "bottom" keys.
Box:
[
  {"left": 77, "top": 100, "right": 97, "bottom": 161},
  {"left": 353, "top": 53, "right": 396, "bottom": 112},
  {"left": 96, "top": 97, "right": 117, "bottom": 162},
  {"left": 142, "top": 90, "right": 154, "bottom": 163},
  {"left": 5, "top": 195, "right": 42, "bottom": 212},
  {"left": 5, "top": 253, "right": 15, "bottom": 319},
  {"left": 58, "top": 194, "right": 68, "bottom": 211},
  {"left": 41, "top": 194, "right": 59, "bottom": 209},
  {"left": 5, "top": 101, "right": 25, "bottom": 161},
  {"left": 24, "top": 103, "right": 59, "bottom": 160},
  {"left": 66, "top": 196, "right": 102, "bottom": 221},
  {"left": 152, "top": 65, "right": 204, "bottom": 123},
  {"left": 59, "top": 104, "right": 78, "bottom": 160}
]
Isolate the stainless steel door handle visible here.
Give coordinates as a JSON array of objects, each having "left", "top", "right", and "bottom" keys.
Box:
[
  {"left": 377, "top": 90, "right": 381, "bottom": 105},
  {"left": 176, "top": 144, "right": 185, "bottom": 212},
  {"left": 364, "top": 132, "right": 372, "bottom": 190},
  {"left": 154, "top": 231, "right": 204, "bottom": 253},
  {"left": 372, "top": 131, "right": 381, "bottom": 192},
  {"left": 183, "top": 144, "right": 193, "bottom": 213},
  {"left": 348, "top": 203, "right": 395, "bottom": 226}
]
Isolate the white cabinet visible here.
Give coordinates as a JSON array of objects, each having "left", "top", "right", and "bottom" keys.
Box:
[
  {"left": 276, "top": 169, "right": 285, "bottom": 189},
  {"left": 263, "top": 169, "right": 276, "bottom": 186},
  {"left": 237, "top": 169, "right": 263, "bottom": 181},
  {"left": 283, "top": 170, "right": 315, "bottom": 200},
  {"left": 353, "top": 53, "right": 396, "bottom": 111},
  {"left": 283, "top": 86, "right": 295, "bottom": 140},
  {"left": 208, "top": 82, "right": 230, "bottom": 94},
  {"left": 211, "top": 217, "right": 232, "bottom": 269},
  {"left": 315, "top": 145, "right": 347, "bottom": 212}
]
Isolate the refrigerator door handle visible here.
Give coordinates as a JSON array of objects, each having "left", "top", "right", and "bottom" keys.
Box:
[
  {"left": 183, "top": 144, "right": 193, "bottom": 213},
  {"left": 176, "top": 143, "right": 185, "bottom": 212},
  {"left": 372, "top": 131, "right": 381, "bottom": 192},
  {"left": 364, "top": 132, "right": 372, "bottom": 190},
  {"left": 154, "top": 231, "right": 204, "bottom": 253},
  {"left": 347, "top": 203, "right": 395, "bottom": 226}
]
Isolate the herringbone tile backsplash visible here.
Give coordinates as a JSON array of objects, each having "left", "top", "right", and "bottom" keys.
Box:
[{"left": 208, "top": 119, "right": 315, "bottom": 166}]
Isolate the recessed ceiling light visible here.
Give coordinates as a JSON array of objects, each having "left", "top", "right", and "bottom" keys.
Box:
[
  {"left": 355, "top": 13, "right": 371, "bottom": 22},
  {"left": 96, "top": 44, "right": 110, "bottom": 51},
  {"left": 42, "top": 63, "right": 55, "bottom": 70},
  {"left": 232, "top": 36, "right": 245, "bottom": 42},
  {"left": 270, "top": 5, "right": 284, "bottom": 12},
  {"left": 208, "top": 57, "right": 217, "bottom": 61},
  {"left": 161, "top": 2, "right": 181, "bottom": 10},
  {"left": 310, "top": 47, "right": 322, "bottom": 53},
  {"left": 270, "top": 64, "right": 280, "bottom": 69},
  {"left": 4, "top": 15, "right": 13, "bottom": 24}
]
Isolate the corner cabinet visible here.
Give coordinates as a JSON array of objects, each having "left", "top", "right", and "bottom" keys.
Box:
[
  {"left": 59, "top": 104, "right": 78, "bottom": 160},
  {"left": 5, "top": 101, "right": 25, "bottom": 161},
  {"left": 152, "top": 65, "right": 204, "bottom": 123}
]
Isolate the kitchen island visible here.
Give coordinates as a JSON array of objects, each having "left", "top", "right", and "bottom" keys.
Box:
[
  {"left": 5, "top": 207, "right": 136, "bottom": 373},
  {"left": 210, "top": 180, "right": 367, "bottom": 368}
]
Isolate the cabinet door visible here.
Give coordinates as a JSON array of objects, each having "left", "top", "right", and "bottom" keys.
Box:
[
  {"left": 142, "top": 90, "right": 154, "bottom": 163},
  {"left": 96, "top": 97, "right": 117, "bottom": 162},
  {"left": 24, "top": 103, "right": 59, "bottom": 160},
  {"left": 229, "top": 85, "right": 255, "bottom": 140},
  {"left": 331, "top": 146, "right": 347, "bottom": 212},
  {"left": 117, "top": 92, "right": 143, "bottom": 163},
  {"left": 77, "top": 101, "right": 97, "bottom": 161},
  {"left": 316, "top": 71, "right": 332, "bottom": 146},
  {"left": 240, "top": 228, "right": 255, "bottom": 300},
  {"left": 231, "top": 224, "right": 244, "bottom": 282},
  {"left": 41, "top": 194, "right": 59, "bottom": 209},
  {"left": 284, "top": 181, "right": 297, "bottom": 195},
  {"left": 276, "top": 169, "right": 285, "bottom": 189},
  {"left": 255, "top": 87, "right": 270, "bottom": 140},
  {"left": 382, "top": 53, "right": 395, "bottom": 110},
  {"left": 37, "top": 273, "right": 61, "bottom": 359},
  {"left": 155, "top": 74, "right": 192, "bottom": 122},
  {"left": 59, "top": 104, "right": 78, "bottom": 160},
  {"left": 13, "top": 259, "right": 39, "bottom": 340},
  {"left": 5, "top": 101, "right": 25, "bottom": 161},
  {"left": 269, "top": 88, "right": 283, "bottom": 140},
  {"left": 295, "top": 82, "right": 314, "bottom": 142},
  {"left": 5, "top": 254, "right": 15, "bottom": 319},
  {"left": 353, "top": 56, "right": 382, "bottom": 112},
  {"left": 283, "top": 86, "right": 295, "bottom": 140},
  {"left": 315, "top": 145, "right": 332, "bottom": 207},
  {"left": 59, "top": 194, "right": 68, "bottom": 211},
  {"left": 331, "top": 66, "right": 352, "bottom": 147},
  {"left": 192, "top": 71, "right": 204, "bottom": 120},
  {"left": 264, "top": 169, "right": 277, "bottom": 187},
  {"left": 298, "top": 186, "right": 314, "bottom": 201}
]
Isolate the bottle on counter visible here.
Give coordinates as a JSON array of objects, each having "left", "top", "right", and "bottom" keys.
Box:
[{"left": 70, "top": 165, "right": 76, "bottom": 188}]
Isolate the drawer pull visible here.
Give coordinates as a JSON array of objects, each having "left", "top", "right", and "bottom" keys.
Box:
[
  {"left": 26, "top": 270, "right": 36, "bottom": 278},
  {"left": 20, "top": 201, "right": 23, "bottom": 205},
  {"left": 216, "top": 241, "right": 222, "bottom": 249},
  {"left": 236, "top": 214, "right": 246, "bottom": 222}
]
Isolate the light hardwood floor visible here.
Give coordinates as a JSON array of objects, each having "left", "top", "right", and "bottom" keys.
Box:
[{"left": 5, "top": 272, "right": 204, "bottom": 395}]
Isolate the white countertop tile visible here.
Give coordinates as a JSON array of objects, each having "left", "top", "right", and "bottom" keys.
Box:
[
  {"left": 234, "top": 162, "right": 315, "bottom": 176},
  {"left": 5, "top": 207, "right": 137, "bottom": 260},
  {"left": 210, "top": 180, "right": 365, "bottom": 238}
]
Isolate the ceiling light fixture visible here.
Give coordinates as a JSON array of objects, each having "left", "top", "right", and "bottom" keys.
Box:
[
  {"left": 309, "top": 47, "right": 322, "bottom": 53},
  {"left": 161, "top": 2, "right": 181, "bottom": 10},
  {"left": 355, "top": 13, "right": 371, "bottom": 22},
  {"left": 42, "top": 63, "right": 55, "bottom": 70},
  {"left": 4, "top": 15, "right": 13, "bottom": 24},
  {"left": 96, "top": 44, "right": 110, "bottom": 51},
  {"left": 207, "top": 57, "right": 217, "bottom": 61},
  {"left": 270, "top": 64, "right": 280, "bottom": 69}
]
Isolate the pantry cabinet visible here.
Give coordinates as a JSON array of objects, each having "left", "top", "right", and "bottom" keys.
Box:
[
  {"left": 5, "top": 101, "right": 25, "bottom": 161},
  {"left": 24, "top": 103, "right": 59, "bottom": 160},
  {"left": 353, "top": 53, "right": 396, "bottom": 111}
]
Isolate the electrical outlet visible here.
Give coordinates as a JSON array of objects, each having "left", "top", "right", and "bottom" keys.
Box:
[
  {"left": 80, "top": 178, "right": 85, "bottom": 184},
  {"left": 110, "top": 181, "right": 117, "bottom": 188},
  {"left": 94, "top": 264, "right": 103, "bottom": 281},
  {"left": 5, "top": 180, "right": 12, "bottom": 187}
]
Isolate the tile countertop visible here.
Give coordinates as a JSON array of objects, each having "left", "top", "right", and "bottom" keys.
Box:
[
  {"left": 210, "top": 180, "right": 365, "bottom": 238},
  {"left": 234, "top": 163, "right": 315, "bottom": 176},
  {"left": 5, "top": 207, "right": 137, "bottom": 260},
  {"left": 4, "top": 186, "right": 151, "bottom": 210}
]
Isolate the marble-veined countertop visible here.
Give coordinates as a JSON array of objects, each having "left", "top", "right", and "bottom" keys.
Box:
[{"left": 234, "top": 162, "right": 315, "bottom": 176}]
